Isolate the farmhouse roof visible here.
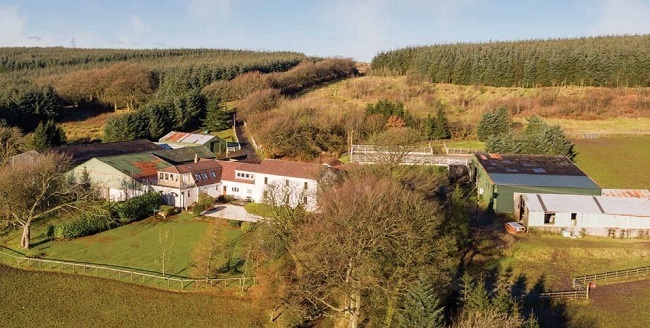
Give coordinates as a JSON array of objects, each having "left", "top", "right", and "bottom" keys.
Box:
[
  {"left": 97, "top": 152, "right": 171, "bottom": 180},
  {"left": 215, "top": 160, "right": 255, "bottom": 184},
  {"left": 521, "top": 193, "right": 650, "bottom": 217},
  {"left": 245, "top": 159, "right": 323, "bottom": 180},
  {"left": 474, "top": 153, "right": 600, "bottom": 189},
  {"left": 152, "top": 146, "right": 215, "bottom": 165},
  {"left": 159, "top": 131, "right": 217, "bottom": 146},
  {"left": 46, "top": 140, "right": 162, "bottom": 165},
  {"left": 161, "top": 160, "right": 223, "bottom": 186}
]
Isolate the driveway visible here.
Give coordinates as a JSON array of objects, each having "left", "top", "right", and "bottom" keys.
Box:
[{"left": 203, "top": 204, "right": 260, "bottom": 222}]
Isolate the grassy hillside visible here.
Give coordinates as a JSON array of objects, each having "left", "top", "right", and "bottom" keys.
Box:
[
  {"left": 270, "top": 76, "right": 649, "bottom": 137},
  {"left": 0, "top": 264, "right": 266, "bottom": 328},
  {"left": 573, "top": 136, "right": 650, "bottom": 189}
]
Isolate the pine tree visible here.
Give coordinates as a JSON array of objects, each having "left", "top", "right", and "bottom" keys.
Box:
[
  {"left": 32, "top": 120, "right": 66, "bottom": 150},
  {"left": 395, "top": 281, "right": 445, "bottom": 328},
  {"left": 202, "top": 98, "right": 232, "bottom": 131},
  {"left": 432, "top": 108, "right": 451, "bottom": 139}
]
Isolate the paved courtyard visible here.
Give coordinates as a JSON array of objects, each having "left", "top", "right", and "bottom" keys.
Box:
[{"left": 203, "top": 204, "right": 260, "bottom": 222}]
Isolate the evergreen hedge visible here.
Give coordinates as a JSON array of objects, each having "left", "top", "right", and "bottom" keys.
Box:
[
  {"left": 51, "top": 210, "right": 114, "bottom": 239},
  {"left": 112, "top": 192, "right": 162, "bottom": 224}
]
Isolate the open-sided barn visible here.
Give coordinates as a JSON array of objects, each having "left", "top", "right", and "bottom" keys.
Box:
[{"left": 515, "top": 193, "right": 650, "bottom": 237}]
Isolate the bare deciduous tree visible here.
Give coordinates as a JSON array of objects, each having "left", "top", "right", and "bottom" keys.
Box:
[
  {"left": 285, "top": 171, "right": 456, "bottom": 328},
  {"left": 0, "top": 153, "right": 93, "bottom": 249}
]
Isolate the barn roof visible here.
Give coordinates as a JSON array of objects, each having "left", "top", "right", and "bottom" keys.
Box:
[
  {"left": 601, "top": 189, "right": 650, "bottom": 199},
  {"left": 159, "top": 131, "right": 217, "bottom": 146},
  {"left": 160, "top": 160, "right": 223, "bottom": 186},
  {"left": 152, "top": 146, "right": 215, "bottom": 165},
  {"left": 521, "top": 193, "right": 650, "bottom": 217},
  {"left": 46, "top": 140, "right": 162, "bottom": 165},
  {"left": 474, "top": 153, "right": 600, "bottom": 189},
  {"left": 97, "top": 152, "right": 171, "bottom": 180}
]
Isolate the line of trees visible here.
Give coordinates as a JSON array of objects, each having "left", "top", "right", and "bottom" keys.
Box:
[
  {"left": 371, "top": 35, "right": 650, "bottom": 87},
  {"left": 478, "top": 108, "right": 575, "bottom": 159}
]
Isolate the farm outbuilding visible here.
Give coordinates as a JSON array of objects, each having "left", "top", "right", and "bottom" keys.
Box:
[
  {"left": 515, "top": 193, "right": 650, "bottom": 237},
  {"left": 471, "top": 153, "right": 601, "bottom": 212},
  {"left": 159, "top": 131, "right": 227, "bottom": 157}
]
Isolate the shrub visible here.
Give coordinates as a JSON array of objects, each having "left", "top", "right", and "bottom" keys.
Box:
[
  {"left": 192, "top": 204, "right": 206, "bottom": 217},
  {"left": 217, "top": 195, "right": 235, "bottom": 203},
  {"left": 112, "top": 192, "right": 162, "bottom": 224},
  {"left": 240, "top": 222, "right": 254, "bottom": 234},
  {"left": 229, "top": 220, "right": 242, "bottom": 228},
  {"left": 197, "top": 192, "right": 214, "bottom": 209},
  {"left": 160, "top": 206, "right": 180, "bottom": 219},
  {"left": 52, "top": 210, "right": 114, "bottom": 239}
]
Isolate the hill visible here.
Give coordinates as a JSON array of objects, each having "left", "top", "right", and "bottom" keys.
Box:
[{"left": 371, "top": 35, "right": 650, "bottom": 87}]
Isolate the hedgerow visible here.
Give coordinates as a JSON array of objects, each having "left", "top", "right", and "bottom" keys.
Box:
[
  {"left": 50, "top": 210, "right": 114, "bottom": 239},
  {"left": 112, "top": 192, "right": 162, "bottom": 224}
]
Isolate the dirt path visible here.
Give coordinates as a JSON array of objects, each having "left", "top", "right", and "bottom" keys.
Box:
[{"left": 230, "top": 121, "right": 260, "bottom": 163}]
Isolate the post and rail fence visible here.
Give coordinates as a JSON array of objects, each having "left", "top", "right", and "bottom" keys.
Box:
[
  {"left": 0, "top": 247, "right": 257, "bottom": 292},
  {"left": 537, "top": 265, "right": 650, "bottom": 301}
]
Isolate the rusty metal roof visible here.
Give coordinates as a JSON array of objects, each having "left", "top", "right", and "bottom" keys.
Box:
[
  {"left": 474, "top": 153, "right": 588, "bottom": 176},
  {"left": 98, "top": 152, "right": 171, "bottom": 180},
  {"left": 601, "top": 189, "right": 650, "bottom": 199},
  {"left": 159, "top": 131, "right": 218, "bottom": 146}
]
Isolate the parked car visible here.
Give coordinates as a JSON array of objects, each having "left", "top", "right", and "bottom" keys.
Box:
[{"left": 505, "top": 222, "right": 526, "bottom": 234}]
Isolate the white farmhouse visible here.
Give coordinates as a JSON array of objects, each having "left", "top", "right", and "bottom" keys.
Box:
[
  {"left": 217, "top": 160, "right": 324, "bottom": 211},
  {"left": 154, "top": 160, "right": 223, "bottom": 208}
]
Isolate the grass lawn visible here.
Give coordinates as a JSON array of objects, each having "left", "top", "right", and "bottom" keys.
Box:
[
  {"left": 244, "top": 202, "right": 275, "bottom": 218},
  {"left": 572, "top": 136, "right": 650, "bottom": 189},
  {"left": 214, "top": 128, "right": 236, "bottom": 142},
  {"left": 0, "top": 264, "right": 266, "bottom": 328},
  {"left": 1, "top": 212, "right": 212, "bottom": 277}
]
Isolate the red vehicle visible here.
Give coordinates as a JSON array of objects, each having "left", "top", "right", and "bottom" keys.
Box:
[{"left": 505, "top": 222, "right": 526, "bottom": 234}]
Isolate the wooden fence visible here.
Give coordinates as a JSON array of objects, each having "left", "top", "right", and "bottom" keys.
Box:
[
  {"left": 573, "top": 265, "right": 650, "bottom": 288},
  {"left": 539, "top": 289, "right": 589, "bottom": 300},
  {"left": 442, "top": 143, "right": 482, "bottom": 155},
  {"left": 538, "top": 265, "right": 650, "bottom": 301},
  {"left": 0, "top": 247, "right": 257, "bottom": 292}
]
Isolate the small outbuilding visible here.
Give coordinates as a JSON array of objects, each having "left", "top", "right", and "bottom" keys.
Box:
[
  {"left": 471, "top": 153, "right": 601, "bottom": 212},
  {"left": 159, "top": 131, "right": 227, "bottom": 157},
  {"left": 515, "top": 193, "right": 650, "bottom": 237}
]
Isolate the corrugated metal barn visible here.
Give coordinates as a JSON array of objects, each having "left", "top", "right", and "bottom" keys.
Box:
[
  {"left": 471, "top": 153, "right": 602, "bottom": 212},
  {"left": 515, "top": 193, "right": 650, "bottom": 237}
]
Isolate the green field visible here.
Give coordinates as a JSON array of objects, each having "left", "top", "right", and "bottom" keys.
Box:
[
  {"left": 0, "top": 264, "right": 265, "bottom": 328},
  {"left": 0, "top": 211, "right": 254, "bottom": 278},
  {"left": 573, "top": 136, "right": 650, "bottom": 189}
]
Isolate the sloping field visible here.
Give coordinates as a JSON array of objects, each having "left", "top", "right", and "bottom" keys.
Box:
[
  {"left": 573, "top": 136, "right": 650, "bottom": 189},
  {"left": 282, "top": 76, "right": 650, "bottom": 139},
  {"left": 0, "top": 264, "right": 265, "bottom": 328}
]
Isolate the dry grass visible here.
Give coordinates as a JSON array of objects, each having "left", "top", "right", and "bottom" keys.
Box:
[
  {"left": 59, "top": 109, "right": 127, "bottom": 142},
  {"left": 298, "top": 76, "right": 650, "bottom": 135}
]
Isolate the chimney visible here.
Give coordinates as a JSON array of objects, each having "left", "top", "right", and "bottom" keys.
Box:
[{"left": 194, "top": 154, "right": 198, "bottom": 163}]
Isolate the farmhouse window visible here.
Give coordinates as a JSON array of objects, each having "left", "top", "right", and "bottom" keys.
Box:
[
  {"left": 285, "top": 180, "right": 289, "bottom": 186},
  {"left": 304, "top": 182, "right": 308, "bottom": 190},
  {"left": 201, "top": 173, "right": 208, "bottom": 179},
  {"left": 165, "top": 173, "right": 169, "bottom": 180},
  {"left": 232, "top": 187, "right": 239, "bottom": 192},
  {"left": 571, "top": 213, "right": 577, "bottom": 226},
  {"left": 264, "top": 177, "right": 268, "bottom": 185},
  {"left": 159, "top": 173, "right": 163, "bottom": 180},
  {"left": 210, "top": 171, "right": 216, "bottom": 178}
]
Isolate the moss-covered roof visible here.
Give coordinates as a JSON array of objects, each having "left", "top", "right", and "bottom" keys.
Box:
[
  {"left": 97, "top": 152, "right": 171, "bottom": 179},
  {"left": 152, "top": 146, "right": 215, "bottom": 165}
]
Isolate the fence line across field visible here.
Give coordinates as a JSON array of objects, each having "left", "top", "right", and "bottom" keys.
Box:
[
  {"left": 0, "top": 247, "right": 257, "bottom": 291},
  {"left": 538, "top": 264, "right": 650, "bottom": 301}
]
